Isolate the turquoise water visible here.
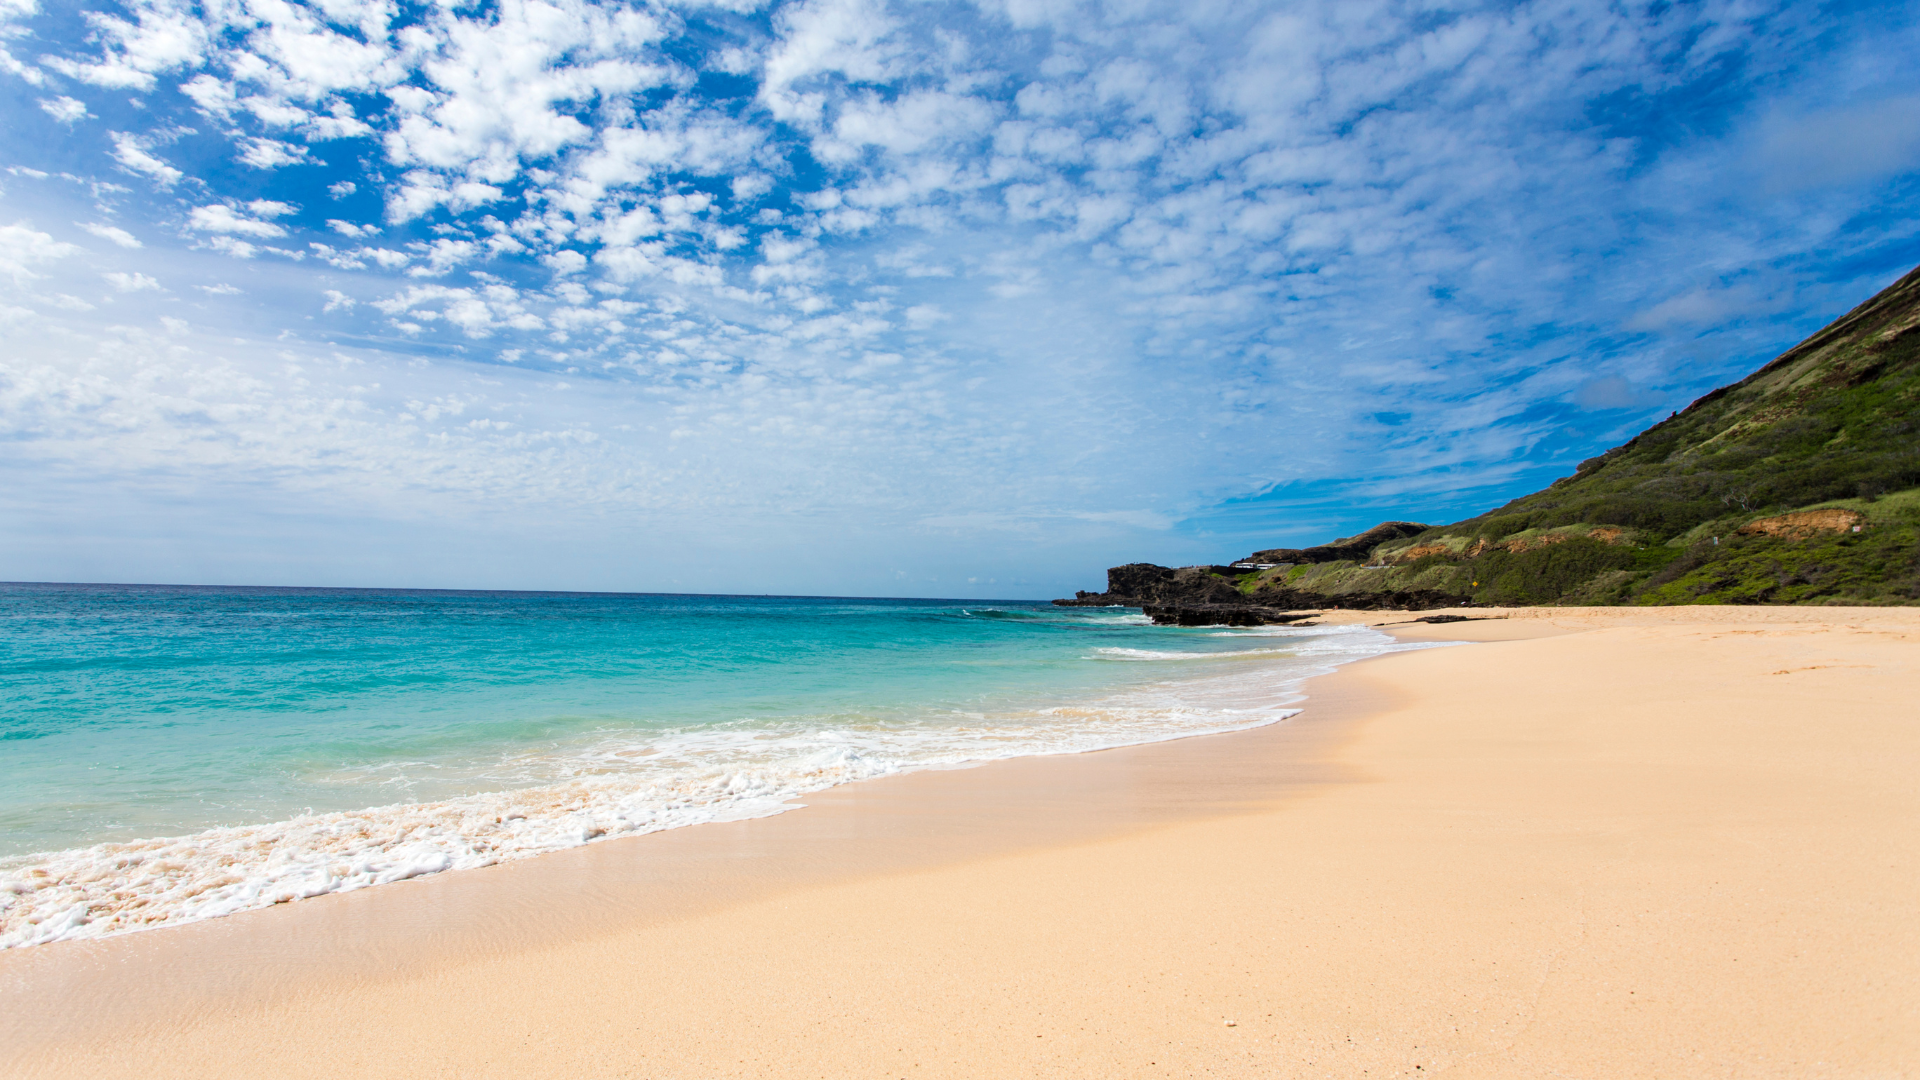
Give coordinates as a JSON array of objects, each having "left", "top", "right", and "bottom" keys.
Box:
[{"left": 1, "top": 583, "right": 1403, "bottom": 947}]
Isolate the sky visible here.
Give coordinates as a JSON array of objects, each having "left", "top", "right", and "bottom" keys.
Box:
[{"left": 2, "top": 0, "right": 1918, "bottom": 599}]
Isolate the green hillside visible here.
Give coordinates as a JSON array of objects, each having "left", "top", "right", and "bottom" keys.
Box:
[{"left": 1230, "top": 264, "right": 1920, "bottom": 608}]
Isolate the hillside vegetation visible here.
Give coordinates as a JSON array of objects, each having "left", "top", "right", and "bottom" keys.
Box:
[{"left": 1066, "top": 264, "right": 1920, "bottom": 616}]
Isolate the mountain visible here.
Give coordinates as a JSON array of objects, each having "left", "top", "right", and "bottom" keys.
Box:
[{"left": 1061, "top": 263, "right": 1920, "bottom": 621}]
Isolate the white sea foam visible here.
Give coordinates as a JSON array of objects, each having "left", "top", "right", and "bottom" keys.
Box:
[
  {"left": 1092, "top": 646, "right": 1297, "bottom": 660},
  {"left": 0, "top": 625, "right": 1430, "bottom": 949}
]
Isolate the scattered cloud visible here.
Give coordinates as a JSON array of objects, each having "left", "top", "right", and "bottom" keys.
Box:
[
  {"left": 38, "top": 96, "right": 89, "bottom": 123},
  {"left": 41, "top": 0, "right": 208, "bottom": 90},
  {"left": 79, "top": 221, "right": 142, "bottom": 248},
  {"left": 0, "top": 221, "right": 79, "bottom": 283},
  {"left": 188, "top": 204, "right": 288, "bottom": 238},
  {"left": 107, "top": 131, "right": 181, "bottom": 186},
  {"left": 238, "top": 137, "right": 310, "bottom": 169},
  {"left": 104, "top": 270, "right": 161, "bottom": 291}
]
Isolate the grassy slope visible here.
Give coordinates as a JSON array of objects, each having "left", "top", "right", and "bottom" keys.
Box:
[{"left": 1241, "top": 264, "right": 1920, "bottom": 608}]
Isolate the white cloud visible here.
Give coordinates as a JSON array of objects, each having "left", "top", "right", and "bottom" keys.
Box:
[
  {"left": 108, "top": 132, "right": 182, "bottom": 186},
  {"left": 761, "top": 0, "right": 902, "bottom": 124},
  {"left": 208, "top": 236, "right": 258, "bottom": 258},
  {"left": 307, "top": 104, "right": 373, "bottom": 140},
  {"left": 0, "top": 0, "right": 45, "bottom": 83},
  {"left": 79, "top": 222, "right": 142, "bottom": 248},
  {"left": 731, "top": 173, "right": 774, "bottom": 199},
  {"left": 542, "top": 249, "right": 588, "bottom": 274},
  {"left": 818, "top": 89, "right": 996, "bottom": 164},
  {"left": 104, "top": 270, "right": 161, "bottom": 291},
  {"left": 234, "top": 1, "right": 400, "bottom": 100},
  {"left": 385, "top": 171, "right": 505, "bottom": 222},
  {"left": 322, "top": 289, "right": 355, "bottom": 312},
  {"left": 238, "top": 137, "right": 311, "bottom": 169},
  {"left": 42, "top": 1, "right": 208, "bottom": 90},
  {"left": 320, "top": 245, "right": 414, "bottom": 270},
  {"left": 372, "top": 282, "right": 542, "bottom": 338},
  {"left": 378, "top": 0, "right": 672, "bottom": 217},
  {"left": 407, "top": 237, "right": 478, "bottom": 277},
  {"left": 0, "top": 222, "right": 79, "bottom": 283},
  {"left": 903, "top": 303, "right": 948, "bottom": 328},
  {"left": 178, "top": 72, "right": 234, "bottom": 117},
  {"left": 38, "top": 96, "right": 90, "bottom": 123},
  {"left": 189, "top": 205, "right": 288, "bottom": 238}
]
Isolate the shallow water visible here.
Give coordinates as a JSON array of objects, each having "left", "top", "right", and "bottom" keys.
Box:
[{"left": 1, "top": 583, "right": 1406, "bottom": 947}]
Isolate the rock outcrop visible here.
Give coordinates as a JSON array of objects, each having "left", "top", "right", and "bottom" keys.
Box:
[
  {"left": 1062, "top": 564, "right": 1245, "bottom": 607},
  {"left": 1240, "top": 521, "right": 1429, "bottom": 566},
  {"left": 1056, "top": 524, "right": 1460, "bottom": 624}
]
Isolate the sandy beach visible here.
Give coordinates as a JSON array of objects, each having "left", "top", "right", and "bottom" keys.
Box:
[{"left": 4, "top": 605, "right": 1916, "bottom": 1078}]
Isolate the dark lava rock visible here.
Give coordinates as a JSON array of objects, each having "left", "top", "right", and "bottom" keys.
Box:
[
  {"left": 1054, "top": 562, "right": 1245, "bottom": 608},
  {"left": 1242, "top": 521, "right": 1429, "bottom": 566},
  {"left": 1139, "top": 604, "right": 1318, "bottom": 627},
  {"left": 1253, "top": 587, "right": 1469, "bottom": 612},
  {"left": 1054, "top": 557, "right": 1472, "bottom": 619}
]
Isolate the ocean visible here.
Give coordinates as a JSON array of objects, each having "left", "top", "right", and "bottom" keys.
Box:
[{"left": 0, "top": 582, "right": 1413, "bottom": 948}]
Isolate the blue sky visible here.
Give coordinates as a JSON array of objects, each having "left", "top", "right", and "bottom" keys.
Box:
[{"left": 2, "top": 0, "right": 1918, "bottom": 598}]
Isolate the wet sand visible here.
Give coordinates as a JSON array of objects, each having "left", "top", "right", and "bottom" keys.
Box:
[{"left": 4, "top": 606, "right": 1916, "bottom": 1078}]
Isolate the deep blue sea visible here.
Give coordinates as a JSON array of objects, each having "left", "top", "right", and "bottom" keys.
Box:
[{"left": 0, "top": 583, "right": 1406, "bottom": 947}]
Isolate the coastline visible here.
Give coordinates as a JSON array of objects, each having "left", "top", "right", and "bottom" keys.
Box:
[
  {"left": 0, "top": 599, "right": 1390, "bottom": 952},
  {"left": 6, "top": 605, "right": 1917, "bottom": 1077},
  {"left": 0, "top": 623, "right": 1409, "bottom": 1052}
]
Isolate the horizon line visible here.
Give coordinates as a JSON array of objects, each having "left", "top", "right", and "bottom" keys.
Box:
[{"left": 0, "top": 580, "right": 1068, "bottom": 606}]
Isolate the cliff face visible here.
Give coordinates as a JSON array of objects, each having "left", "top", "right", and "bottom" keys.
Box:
[
  {"left": 1060, "top": 263, "right": 1920, "bottom": 623},
  {"left": 1058, "top": 564, "right": 1312, "bottom": 626}
]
